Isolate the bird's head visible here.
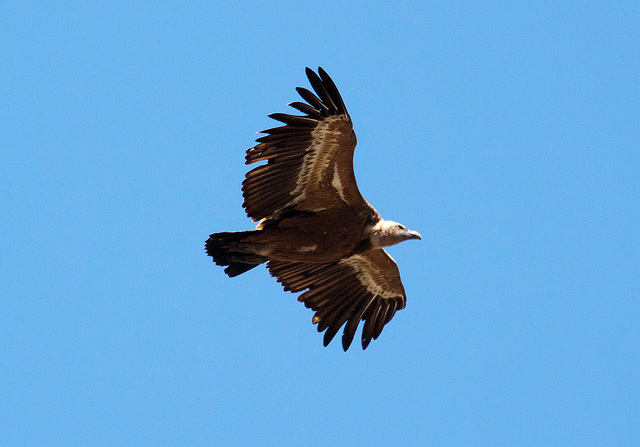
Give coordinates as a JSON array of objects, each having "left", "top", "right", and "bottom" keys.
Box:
[{"left": 370, "top": 220, "right": 421, "bottom": 249}]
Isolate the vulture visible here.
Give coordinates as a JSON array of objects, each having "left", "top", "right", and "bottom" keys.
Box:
[{"left": 206, "top": 67, "right": 421, "bottom": 350}]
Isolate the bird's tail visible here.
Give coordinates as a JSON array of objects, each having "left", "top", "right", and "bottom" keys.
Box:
[{"left": 205, "top": 231, "right": 268, "bottom": 277}]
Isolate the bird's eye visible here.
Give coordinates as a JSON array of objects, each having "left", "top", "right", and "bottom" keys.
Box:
[{"left": 397, "top": 224, "right": 404, "bottom": 230}]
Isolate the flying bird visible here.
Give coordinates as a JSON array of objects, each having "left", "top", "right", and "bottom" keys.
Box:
[{"left": 206, "top": 67, "right": 421, "bottom": 350}]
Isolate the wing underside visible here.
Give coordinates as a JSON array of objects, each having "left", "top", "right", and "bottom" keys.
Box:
[
  {"left": 242, "top": 67, "right": 364, "bottom": 222},
  {"left": 268, "top": 249, "right": 406, "bottom": 350}
]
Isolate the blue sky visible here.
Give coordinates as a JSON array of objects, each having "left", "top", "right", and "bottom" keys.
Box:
[{"left": 1, "top": 1, "right": 638, "bottom": 445}]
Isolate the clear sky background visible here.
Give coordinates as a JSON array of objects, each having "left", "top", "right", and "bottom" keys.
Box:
[{"left": 2, "top": 1, "right": 638, "bottom": 445}]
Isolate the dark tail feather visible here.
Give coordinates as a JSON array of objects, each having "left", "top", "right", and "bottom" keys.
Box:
[{"left": 205, "top": 231, "right": 267, "bottom": 277}]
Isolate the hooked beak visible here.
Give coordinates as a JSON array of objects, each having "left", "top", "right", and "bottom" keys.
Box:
[{"left": 408, "top": 230, "right": 422, "bottom": 240}]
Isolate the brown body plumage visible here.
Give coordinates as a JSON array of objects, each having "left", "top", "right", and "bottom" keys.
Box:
[{"left": 206, "top": 67, "right": 420, "bottom": 350}]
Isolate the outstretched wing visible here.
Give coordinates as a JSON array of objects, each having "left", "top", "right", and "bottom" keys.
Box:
[
  {"left": 243, "top": 67, "right": 366, "bottom": 222},
  {"left": 267, "top": 249, "right": 407, "bottom": 350}
]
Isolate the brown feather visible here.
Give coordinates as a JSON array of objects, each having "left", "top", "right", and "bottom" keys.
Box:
[
  {"left": 295, "top": 87, "right": 328, "bottom": 112},
  {"left": 268, "top": 113, "right": 318, "bottom": 127},
  {"left": 288, "top": 101, "right": 322, "bottom": 117}
]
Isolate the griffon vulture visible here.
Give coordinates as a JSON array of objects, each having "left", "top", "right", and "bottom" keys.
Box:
[{"left": 206, "top": 67, "right": 421, "bottom": 350}]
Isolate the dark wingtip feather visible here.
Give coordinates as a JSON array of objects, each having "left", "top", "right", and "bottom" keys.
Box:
[
  {"left": 372, "top": 304, "right": 389, "bottom": 340},
  {"left": 267, "top": 113, "right": 317, "bottom": 127},
  {"left": 287, "top": 101, "right": 322, "bottom": 117},
  {"left": 295, "top": 87, "right": 327, "bottom": 112},
  {"left": 323, "top": 325, "right": 340, "bottom": 348},
  {"left": 317, "top": 67, "right": 349, "bottom": 116},
  {"left": 342, "top": 330, "right": 355, "bottom": 351},
  {"left": 341, "top": 298, "right": 369, "bottom": 351},
  {"left": 304, "top": 67, "right": 337, "bottom": 112}
]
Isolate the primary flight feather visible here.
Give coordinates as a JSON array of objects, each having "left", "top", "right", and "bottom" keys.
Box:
[{"left": 206, "top": 67, "right": 421, "bottom": 350}]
